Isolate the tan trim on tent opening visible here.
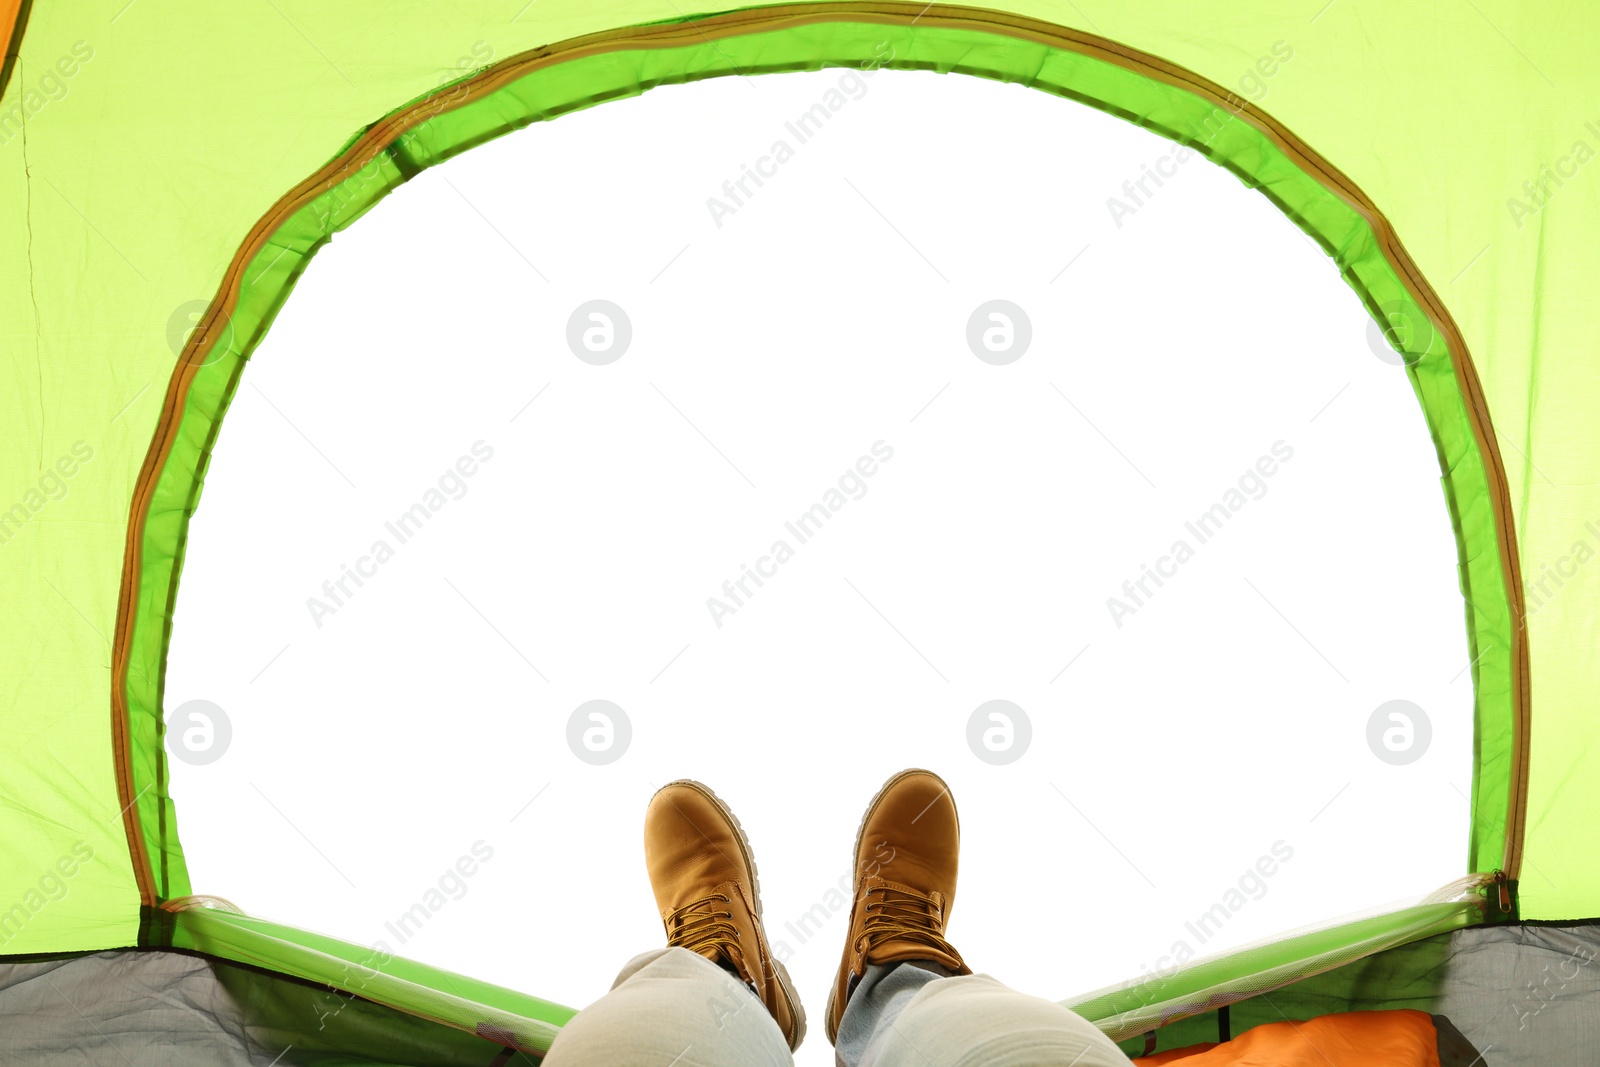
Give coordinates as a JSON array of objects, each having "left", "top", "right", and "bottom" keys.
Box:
[{"left": 110, "top": 1, "right": 1531, "bottom": 907}]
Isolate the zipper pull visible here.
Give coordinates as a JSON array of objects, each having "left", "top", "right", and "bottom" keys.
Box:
[{"left": 1491, "top": 869, "right": 1512, "bottom": 916}]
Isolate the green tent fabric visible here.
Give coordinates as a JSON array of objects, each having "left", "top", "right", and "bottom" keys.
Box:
[{"left": 2, "top": 0, "right": 1596, "bottom": 1056}]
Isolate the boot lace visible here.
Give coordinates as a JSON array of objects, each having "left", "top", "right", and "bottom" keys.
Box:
[
  {"left": 854, "top": 885, "right": 962, "bottom": 965},
  {"left": 666, "top": 892, "right": 743, "bottom": 967}
]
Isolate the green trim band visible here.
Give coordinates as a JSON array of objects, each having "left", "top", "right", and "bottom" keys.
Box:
[
  {"left": 1070, "top": 892, "right": 1487, "bottom": 1043},
  {"left": 162, "top": 906, "right": 577, "bottom": 1055},
  {"left": 153, "top": 888, "right": 1482, "bottom": 1054}
]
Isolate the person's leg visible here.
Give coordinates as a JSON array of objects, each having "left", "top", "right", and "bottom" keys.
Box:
[
  {"left": 836, "top": 960, "right": 1131, "bottom": 1067},
  {"left": 827, "top": 769, "right": 1133, "bottom": 1067},
  {"left": 833, "top": 958, "right": 951, "bottom": 1066},
  {"left": 546, "top": 779, "right": 804, "bottom": 1065},
  {"left": 543, "top": 945, "right": 792, "bottom": 1066}
]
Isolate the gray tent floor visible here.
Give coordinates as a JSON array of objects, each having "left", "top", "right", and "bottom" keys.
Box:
[
  {"left": 4, "top": 921, "right": 1599, "bottom": 1065},
  {"left": 1429, "top": 922, "right": 1600, "bottom": 1064},
  {"left": 0, "top": 947, "right": 521, "bottom": 1066}
]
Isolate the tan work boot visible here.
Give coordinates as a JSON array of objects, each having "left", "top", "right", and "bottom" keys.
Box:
[
  {"left": 826, "top": 768, "right": 972, "bottom": 1044},
  {"left": 644, "top": 780, "right": 806, "bottom": 1051}
]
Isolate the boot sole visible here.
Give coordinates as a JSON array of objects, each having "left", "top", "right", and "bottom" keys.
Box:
[
  {"left": 824, "top": 767, "right": 958, "bottom": 1045},
  {"left": 662, "top": 779, "right": 809, "bottom": 1052}
]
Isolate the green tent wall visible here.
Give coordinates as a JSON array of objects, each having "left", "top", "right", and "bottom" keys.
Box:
[{"left": 2, "top": 0, "right": 1595, "bottom": 1058}]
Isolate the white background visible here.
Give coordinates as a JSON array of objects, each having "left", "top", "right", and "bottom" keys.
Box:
[{"left": 166, "top": 63, "right": 1472, "bottom": 1063}]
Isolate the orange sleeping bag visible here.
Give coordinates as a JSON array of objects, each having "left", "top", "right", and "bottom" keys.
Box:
[{"left": 1133, "top": 1009, "right": 1441, "bottom": 1067}]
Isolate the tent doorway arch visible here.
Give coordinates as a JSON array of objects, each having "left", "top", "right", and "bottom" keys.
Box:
[
  {"left": 122, "top": 4, "right": 1526, "bottom": 918},
  {"left": 149, "top": 14, "right": 1504, "bottom": 1056}
]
